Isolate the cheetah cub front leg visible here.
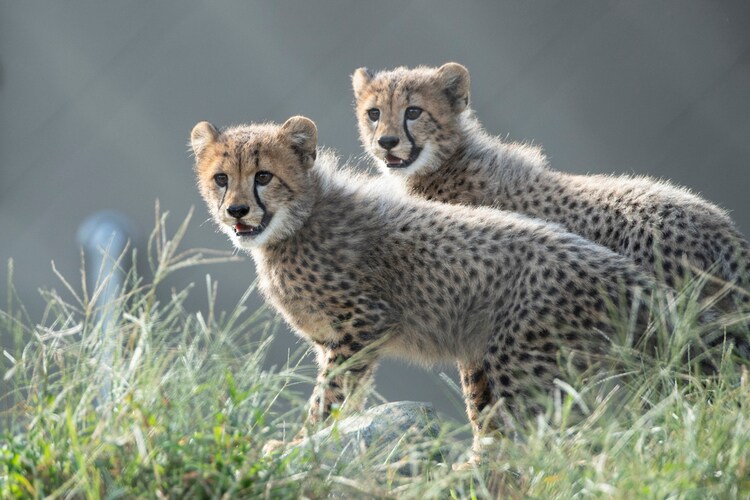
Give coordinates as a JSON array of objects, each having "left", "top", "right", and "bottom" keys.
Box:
[{"left": 263, "top": 327, "right": 380, "bottom": 455}]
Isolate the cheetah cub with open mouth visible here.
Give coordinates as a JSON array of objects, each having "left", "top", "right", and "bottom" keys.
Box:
[
  {"left": 353, "top": 63, "right": 750, "bottom": 310},
  {"left": 191, "top": 116, "right": 715, "bottom": 466}
]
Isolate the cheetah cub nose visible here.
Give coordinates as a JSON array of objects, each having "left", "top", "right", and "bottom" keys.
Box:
[
  {"left": 226, "top": 204, "right": 250, "bottom": 219},
  {"left": 377, "top": 136, "right": 400, "bottom": 150}
]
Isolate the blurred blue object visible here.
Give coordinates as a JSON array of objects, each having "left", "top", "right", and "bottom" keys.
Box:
[{"left": 77, "top": 211, "right": 136, "bottom": 407}]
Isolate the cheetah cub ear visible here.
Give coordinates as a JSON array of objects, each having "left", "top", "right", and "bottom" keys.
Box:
[
  {"left": 280, "top": 115, "right": 318, "bottom": 169},
  {"left": 352, "top": 67, "right": 373, "bottom": 100},
  {"left": 190, "top": 121, "right": 220, "bottom": 159},
  {"left": 436, "top": 62, "right": 470, "bottom": 113}
]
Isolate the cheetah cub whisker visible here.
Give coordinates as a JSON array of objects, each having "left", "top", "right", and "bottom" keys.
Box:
[
  {"left": 353, "top": 63, "right": 750, "bottom": 310},
  {"left": 191, "top": 116, "right": 713, "bottom": 466}
]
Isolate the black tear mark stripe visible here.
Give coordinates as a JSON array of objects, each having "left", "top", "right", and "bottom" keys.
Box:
[
  {"left": 402, "top": 109, "right": 423, "bottom": 164},
  {"left": 253, "top": 182, "right": 273, "bottom": 228},
  {"left": 403, "top": 111, "right": 417, "bottom": 150},
  {"left": 253, "top": 180, "right": 267, "bottom": 213},
  {"left": 218, "top": 188, "right": 227, "bottom": 213},
  {"left": 252, "top": 150, "right": 269, "bottom": 220},
  {"left": 217, "top": 158, "right": 228, "bottom": 212},
  {"left": 252, "top": 150, "right": 274, "bottom": 228}
]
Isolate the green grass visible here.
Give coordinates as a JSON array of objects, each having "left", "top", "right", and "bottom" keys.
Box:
[{"left": 1, "top": 210, "right": 749, "bottom": 498}]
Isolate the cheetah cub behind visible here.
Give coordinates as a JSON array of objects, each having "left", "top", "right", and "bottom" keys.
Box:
[
  {"left": 352, "top": 63, "right": 750, "bottom": 309},
  {"left": 191, "top": 116, "right": 691, "bottom": 464}
]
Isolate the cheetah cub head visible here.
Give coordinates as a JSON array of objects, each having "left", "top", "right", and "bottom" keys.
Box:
[
  {"left": 191, "top": 116, "right": 317, "bottom": 250},
  {"left": 352, "top": 62, "right": 470, "bottom": 177}
]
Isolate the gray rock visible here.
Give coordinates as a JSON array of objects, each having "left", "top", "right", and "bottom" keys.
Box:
[{"left": 285, "top": 401, "right": 447, "bottom": 476}]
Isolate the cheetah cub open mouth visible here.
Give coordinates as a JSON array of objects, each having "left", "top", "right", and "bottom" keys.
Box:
[
  {"left": 234, "top": 222, "right": 266, "bottom": 237},
  {"left": 385, "top": 148, "right": 422, "bottom": 169}
]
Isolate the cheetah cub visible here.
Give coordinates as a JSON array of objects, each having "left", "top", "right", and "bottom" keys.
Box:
[
  {"left": 352, "top": 63, "right": 750, "bottom": 309},
  {"left": 191, "top": 116, "right": 688, "bottom": 463}
]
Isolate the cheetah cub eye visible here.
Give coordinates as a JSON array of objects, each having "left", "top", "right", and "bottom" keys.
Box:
[
  {"left": 255, "top": 171, "right": 273, "bottom": 186},
  {"left": 214, "top": 173, "right": 228, "bottom": 187},
  {"left": 405, "top": 106, "right": 422, "bottom": 120},
  {"left": 367, "top": 108, "right": 380, "bottom": 122}
]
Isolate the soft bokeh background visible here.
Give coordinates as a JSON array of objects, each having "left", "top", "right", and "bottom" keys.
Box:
[{"left": 2, "top": 1, "right": 749, "bottom": 419}]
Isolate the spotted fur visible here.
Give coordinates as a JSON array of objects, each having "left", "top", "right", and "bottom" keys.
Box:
[
  {"left": 190, "top": 116, "right": 714, "bottom": 462},
  {"left": 353, "top": 63, "right": 750, "bottom": 310}
]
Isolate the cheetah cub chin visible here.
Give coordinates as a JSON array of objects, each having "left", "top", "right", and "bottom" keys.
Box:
[
  {"left": 191, "top": 116, "right": 699, "bottom": 465},
  {"left": 352, "top": 63, "right": 750, "bottom": 309}
]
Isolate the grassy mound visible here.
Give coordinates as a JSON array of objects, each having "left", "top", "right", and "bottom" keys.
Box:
[{"left": 2, "top": 210, "right": 749, "bottom": 498}]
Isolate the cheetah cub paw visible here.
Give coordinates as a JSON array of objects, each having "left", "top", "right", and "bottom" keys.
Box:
[
  {"left": 261, "top": 439, "right": 285, "bottom": 455},
  {"left": 262, "top": 437, "right": 304, "bottom": 456},
  {"left": 452, "top": 454, "right": 482, "bottom": 471}
]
